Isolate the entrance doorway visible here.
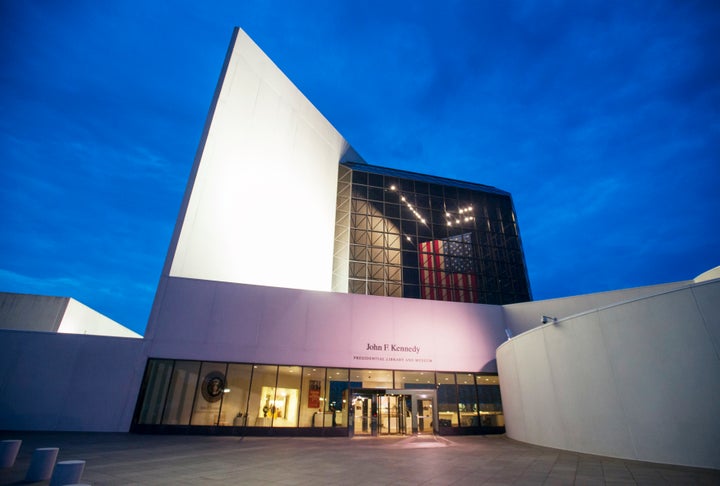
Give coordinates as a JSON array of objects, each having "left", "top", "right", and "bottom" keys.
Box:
[{"left": 349, "top": 389, "right": 437, "bottom": 437}]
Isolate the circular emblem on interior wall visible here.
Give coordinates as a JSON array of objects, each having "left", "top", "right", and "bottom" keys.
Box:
[{"left": 201, "top": 371, "right": 226, "bottom": 402}]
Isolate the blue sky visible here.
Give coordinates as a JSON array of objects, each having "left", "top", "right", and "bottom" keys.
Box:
[{"left": 1, "top": 1, "right": 718, "bottom": 335}]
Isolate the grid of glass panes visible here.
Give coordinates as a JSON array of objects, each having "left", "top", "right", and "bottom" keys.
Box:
[
  {"left": 346, "top": 168, "right": 530, "bottom": 304},
  {"left": 135, "top": 360, "right": 503, "bottom": 431}
]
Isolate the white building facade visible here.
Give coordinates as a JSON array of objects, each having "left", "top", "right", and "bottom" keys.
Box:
[{"left": 0, "top": 28, "right": 718, "bottom": 469}]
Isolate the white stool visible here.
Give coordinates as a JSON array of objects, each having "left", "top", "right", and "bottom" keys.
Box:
[
  {"left": 0, "top": 439, "right": 22, "bottom": 468},
  {"left": 25, "top": 447, "right": 59, "bottom": 481},
  {"left": 49, "top": 459, "right": 86, "bottom": 486}
]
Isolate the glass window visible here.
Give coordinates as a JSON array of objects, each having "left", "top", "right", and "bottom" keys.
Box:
[
  {"left": 394, "top": 370, "right": 434, "bottom": 389},
  {"left": 162, "top": 360, "right": 200, "bottom": 425},
  {"left": 247, "top": 365, "right": 278, "bottom": 427},
  {"left": 300, "top": 367, "right": 326, "bottom": 427},
  {"left": 221, "top": 363, "right": 252, "bottom": 426},
  {"left": 436, "top": 372, "right": 458, "bottom": 427},
  {"left": 325, "top": 368, "right": 349, "bottom": 428},
  {"left": 368, "top": 186, "right": 384, "bottom": 201},
  {"left": 273, "top": 366, "right": 301, "bottom": 427},
  {"left": 352, "top": 170, "right": 367, "bottom": 185},
  {"left": 476, "top": 374, "right": 504, "bottom": 427},
  {"left": 351, "top": 369, "right": 393, "bottom": 388},
  {"left": 191, "top": 362, "right": 228, "bottom": 425},
  {"left": 367, "top": 173, "right": 384, "bottom": 187},
  {"left": 137, "top": 359, "right": 173, "bottom": 425},
  {"left": 457, "top": 373, "right": 479, "bottom": 427}
]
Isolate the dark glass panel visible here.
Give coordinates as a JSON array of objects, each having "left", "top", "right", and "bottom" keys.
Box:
[
  {"left": 325, "top": 368, "right": 349, "bottom": 428},
  {"left": 457, "top": 373, "right": 479, "bottom": 427},
  {"left": 222, "top": 363, "right": 252, "bottom": 426},
  {"left": 428, "top": 184, "right": 444, "bottom": 197},
  {"left": 436, "top": 372, "right": 458, "bottom": 428},
  {"left": 414, "top": 181, "right": 428, "bottom": 194},
  {"left": 300, "top": 367, "right": 326, "bottom": 427},
  {"left": 368, "top": 186, "right": 385, "bottom": 201},
  {"left": 137, "top": 359, "right": 173, "bottom": 425},
  {"left": 367, "top": 173, "right": 384, "bottom": 187},
  {"left": 191, "top": 362, "right": 228, "bottom": 425},
  {"left": 162, "top": 361, "right": 200, "bottom": 425},
  {"left": 352, "top": 171, "right": 368, "bottom": 185},
  {"left": 247, "top": 365, "right": 278, "bottom": 427}
]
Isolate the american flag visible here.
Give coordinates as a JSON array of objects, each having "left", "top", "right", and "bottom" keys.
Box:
[{"left": 419, "top": 233, "right": 477, "bottom": 302}]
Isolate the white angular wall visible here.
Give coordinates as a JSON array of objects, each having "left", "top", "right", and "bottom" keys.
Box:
[
  {"left": 497, "top": 278, "right": 720, "bottom": 469},
  {"left": 0, "top": 292, "right": 141, "bottom": 338},
  {"left": 165, "top": 28, "right": 361, "bottom": 299}
]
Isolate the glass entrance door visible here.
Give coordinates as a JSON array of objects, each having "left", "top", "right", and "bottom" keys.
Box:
[
  {"left": 378, "top": 394, "right": 408, "bottom": 435},
  {"left": 352, "top": 393, "right": 375, "bottom": 436},
  {"left": 417, "top": 398, "right": 433, "bottom": 434},
  {"left": 351, "top": 390, "right": 429, "bottom": 437}
]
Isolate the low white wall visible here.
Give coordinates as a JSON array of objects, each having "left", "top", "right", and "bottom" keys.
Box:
[
  {"left": 146, "top": 276, "right": 506, "bottom": 373},
  {"left": 0, "top": 330, "right": 146, "bottom": 432},
  {"left": 497, "top": 279, "right": 720, "bottom": 470},
  {"left": 502, "top": 280, "right": 690, "bottom": 337}
]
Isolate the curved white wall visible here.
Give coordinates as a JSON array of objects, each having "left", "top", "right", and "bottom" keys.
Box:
[{"left": 497, "top": 279, "right": 720, "bottom": 470}]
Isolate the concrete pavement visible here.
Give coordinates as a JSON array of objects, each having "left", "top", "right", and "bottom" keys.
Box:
[{"left": 1, "top": 432, "right": 718, "bottom": 485}]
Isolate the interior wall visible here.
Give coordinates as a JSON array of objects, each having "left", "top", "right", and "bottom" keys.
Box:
[
  {"left": 0, "top": 330, "right": 146, "bottom": 432},
  {"left": 497, "top": 279, "right": 720, "bottom": 470}
]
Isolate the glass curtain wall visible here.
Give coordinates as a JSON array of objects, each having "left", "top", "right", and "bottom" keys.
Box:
[
  {"left": 476, "top": 374, "right": 505, "bottom": 427},
  {"left": 436, "top": 372, "right": 459, "bottom": 427},
  {"left": 300, "top": 367, "right": 326, "bottom": 427},
  {"left": 136, "top": 359, "right": 173, "bottom": 425},
  {"left": 326, "top": 368, "right": 349, "bottom": 427},
  {"left": 162, "top": 361, "right": 200, "bottom": 425},
  {"left": 343, "top": 163, "right": 531, "bottom": 305},
  {"left": 224, "top": 363, "right": 252, "bottom": 426},
  {"left": 134, "top": 360, "right": 503, "bottom": 433},
  {"left": 247, "top": 365, "right": 278, "bottom": 427},
  {"left": 190, "top": 362, "right": 228, "bottom": 425}
]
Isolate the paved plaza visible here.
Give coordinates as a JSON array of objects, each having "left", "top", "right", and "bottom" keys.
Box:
[{"left": 1, "top": 432, "right": 718, "bottom": 485}]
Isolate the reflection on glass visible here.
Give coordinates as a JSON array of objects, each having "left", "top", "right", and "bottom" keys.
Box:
[
  {"left": 436, "top": 372, "right": 458, "bottom": 427},
  {"left": 247, "top": 365, "right": 278, "bottom": 427},
  {"left": 135, "top": 360, "right": 503, "bottom": 434},
  {"left": 272, "top": 366, "right": 301, "bottom": 427},
  {"left": 343, "top": 163, "right": 531, "bottom": 305},
  {"left": 325, "top": 368, "right": 349, "bottom": 428},
  {"left": 394, "top": 370, "right": 434, "bottom": 389},
  {"left": 191, "top": 362, "right": 228, "bottom": 425},
  {"left": 137, "top": 359, "right": 173, "bottom": 425},
  {"left": 222, "top": 363, "right": 252, "bottom": 426},
  {"left": 351, "top": 369, "right": 393, "bottom": 388},
  {"left": 476, "top": 374, "right": 504, "bottom": 427},
  {"left": 162, "top": 361, "right": 200, "bottom": 425},
  {"left": 300, "top": 367, "right": 326, "bottom": 427},
  {"left": 457, "top": 373, "right": 479, "bottom": 427}
]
